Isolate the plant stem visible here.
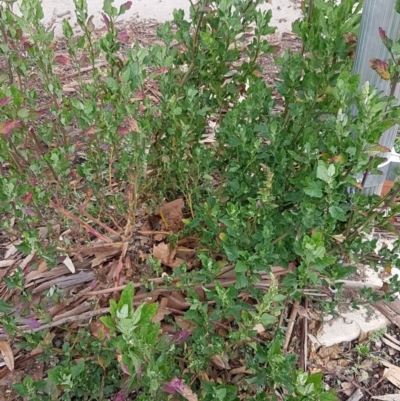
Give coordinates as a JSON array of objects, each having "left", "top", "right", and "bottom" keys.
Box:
[{"left": 179, "top": 0, "right": 210, "bottom": 87}]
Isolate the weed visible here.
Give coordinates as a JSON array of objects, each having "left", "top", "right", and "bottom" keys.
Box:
[{"left": 1, "top": 0, "right": 400, "bottom": 400}]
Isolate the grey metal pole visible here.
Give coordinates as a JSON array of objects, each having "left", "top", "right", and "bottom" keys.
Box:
[{"left": 352, "top": 0, "right": 400, "bottom": 194}]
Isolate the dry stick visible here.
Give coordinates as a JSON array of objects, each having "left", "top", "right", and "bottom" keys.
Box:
[
  {"left": 63, "top": 61, "right": 109, "bottom": 79},
  {"left": 87, "top": 277, "right": 166, "bottom": 296},
  {"left": 50, "top": 200, "right": 112, "bottom": 243},
  {"left": 300, "top": 298, "right": 308, "bottom": 371},
  {"left": 78, "top": 206, "right": 122, "bottom": 239},
  {"left": 138, "top": 230, "right": 172, "bottom": 236},
  {"left": 19, "top": 308, "right": 110, "bottom": 333},
  {"left": 282, "top": 301, "right": 300, "bottom": 353}
]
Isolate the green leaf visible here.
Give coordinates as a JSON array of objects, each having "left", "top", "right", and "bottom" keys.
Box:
[
  {"left": 329, "top": 206, "right": 347, "bottom": 221},
  {"left": 304, "top": 182, "right": 323, "bottom": 198},
  {"left": 121, "top": 67, "right": 131, "bottom": 83},
  {"left": 118, "top": 282, "right": 134, "bottom": 317},
  {"left": 118, "top": 1, "right": 132, "bottom": 16},
  {"left": 0, "top": 299, "right": 14, "bottom": 313},
  {"left": 365, "top": 143, "right": 390, "bottom": 157},
  {"left": 235, "top": 273, "right": 248, "bottom": 289},
  {"left": 173, "top": 107, "right": 182, "bottom": 115},
  {"left": 139, "top": 303, "right": 159, "bottom": 324},
  {"left": 235, "top": 261, "right": 247, "bottom": 273},
  {"left": 103, "top": 0, "right": 118, "bottom": 17},
  {"left": 109, "top": 298, "right": 118, "bottom": 318},
  {"left": 327, "top": 163, "right": 335, "bottom": 177},
  {"left": 320, "top": 391, "right": 339, "bottom": 401},
  {"left": 316, "top": 161, "right": 329, "bottom": 183},
  {"left": 260, "top": 313, "right": 277, "bottom": 326},
  {"left": 105, "top": 77, "right": 119, "bottom": 92},
  {"left": 117, "top": 304, "right": 129, "bottom": 319},
  {"left": 130, "top": 303, "right": 144, "bottom": 326},
  {"left": 71, "top": 361, "right": 85, "bottom": 379},
  {"left": 100, "top": 315, "right": 115, "bottom": 330},
  {"left": 223, "top": 243, "right": 239, "bottom": 261},
  {"left": 397, "top": 0, "right": 400, "bottom": 13}
]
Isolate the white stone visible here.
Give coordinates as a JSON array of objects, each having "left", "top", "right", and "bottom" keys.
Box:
[{"left": 316, "top": 305, "right": 390, "bottom": 347}]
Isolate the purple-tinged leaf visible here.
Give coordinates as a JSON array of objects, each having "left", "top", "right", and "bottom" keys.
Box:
[
  {"left": 164, "top": 377, "right": 185, "bottom": 394},
  {"left": 170, "top": 329, "right": 191, "bottom": 345},
  {"left": 25, "top": 317, "right": 40, "bottom": 329},
  {"left": 85, "top": 125, "right": 96, "bottom": 135},
  {"left": 118, "top": 1, "right": 132, "bottom": 15},
  {"left": 163, "top": 377, "right": 198, "bottom": 401},
  {"left": 378, "top": 27, "right": 393, "bottom": 51},
  {"left": 22, "top": 192, "right": 33, "bottom": 205},
  {"left": 101, "top": 13, "right": 110, "bottom": 27},
  {"left": 370, "top": 58, "right": 390, "bottom": 80},
  {"left": 54, "top": 55, "right": 70, "bottom": 65},
  {"left": 87, "top": 15, "right": 95, "bottom": 33},
  {"left": 117, "top": 127, "right": 129, "bottom": 135},
  {"left": 0, "top": 97, "right": 11, "bottom": 106},
  {"left": 79, "top": 54, "right": 89, "bottom": 68},
  {"left": 0, "top": 120, "right": 19, "bottom": 135},
  {"left": 112, "top": 387, "right": 128, "bottom": 401},
  {"left": 118, "top": 30, "right": 129, "bottom": 42}
]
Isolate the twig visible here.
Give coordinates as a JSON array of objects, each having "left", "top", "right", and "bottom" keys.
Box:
[
  {"left": 50, "top": 201, "right": 112, "bottom": 243},
  {"left": 300, "top": 298, "right": 308, "bottom": 371},
  {"left": 87, "top": 277, "right": 166, "bottom": 296},
  {"left": 179, "top": 0, "right": 210, "bottom": 87},
  {"left": 283, "top": 300, "right": 299, "bottom": 352},
  {"left": 63, "top": 61, "right": 109, "bottom": 79},
  {"left": 19, "top": 308, "right": 110, "bottom": 333},
  {"left": 78, "top": 206, "right": 122, "bottom": 239}
]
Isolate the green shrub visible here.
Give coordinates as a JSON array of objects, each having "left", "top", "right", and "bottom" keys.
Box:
[{"left": 2, "top": 0, "right": 400, "bottom": 400}]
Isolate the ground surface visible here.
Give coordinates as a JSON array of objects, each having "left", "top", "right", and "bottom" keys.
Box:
[{"left": 1, "top": 3, "right": 400, "bottom": 401}]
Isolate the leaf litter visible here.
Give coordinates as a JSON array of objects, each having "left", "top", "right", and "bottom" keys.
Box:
[{"left": 0, "top": 16, "right": 399, "bottom": 401}]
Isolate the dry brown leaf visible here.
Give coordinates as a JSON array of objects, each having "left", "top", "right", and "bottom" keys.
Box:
[
  {"left": 340, "top": 382, "right": 355, "bottom": 397},
  {"left": 211, "top": 353, "right": 230, "bottom": 370},
  {"left": 317, "top": 343, "right": 341, "bottom": 359},
  {"left": 358, "top": 329, "right": 368, "bottom": 342},
  {"left": 230, "top": 366, "right": 252, "bottom": 375},
  {"left": 20, "top": 252, "right": 35, "bottom": 269},
  {"left": 157, "top": 198, "right": 184, "bottom": 232},
  {"left": 174, "top": 316, "right": 196, "bottom": 331},
  {"left": 164, "top": 292, "right": 188, "bottom": 311},
  {"left": 253, "top": 323, "right": 265, "bottom": 334},
  {"left": 0, "top": 341, "right": 14, "bottom": 371},
  {"left": 297, "top": 305, "right": 309, "bottom": 319},
  {"left": 128, "top": 117, "right": 140, "bottom": 133},
  {"left": 378, "top": 358, "right": 400, "bottom": 388},
  {"left": 152, "top": 298, "right": 172, "bottom": 323},
  {"left": 32, "top": 361, "right": 44, "bottom": 381},
  {"left": 4, "top": 245, "right": 18, "bottom": 259},
  {"left": 0, "top": 260, "right": 16, "bottom": 268},
  {"left": 37, "top": 260, "right": 48, "bottom": 273},
  {"left": 153, "top": 242, "right": 184, "bottom": 268}
]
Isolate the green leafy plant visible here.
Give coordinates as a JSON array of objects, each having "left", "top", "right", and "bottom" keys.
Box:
[{"left": 2, "top": 0, "right": 400, "bottom": 400}]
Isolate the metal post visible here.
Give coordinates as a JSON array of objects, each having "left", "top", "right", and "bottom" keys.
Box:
[{"left": 352, "top": 0, "right": 400, "bottom": 195}]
